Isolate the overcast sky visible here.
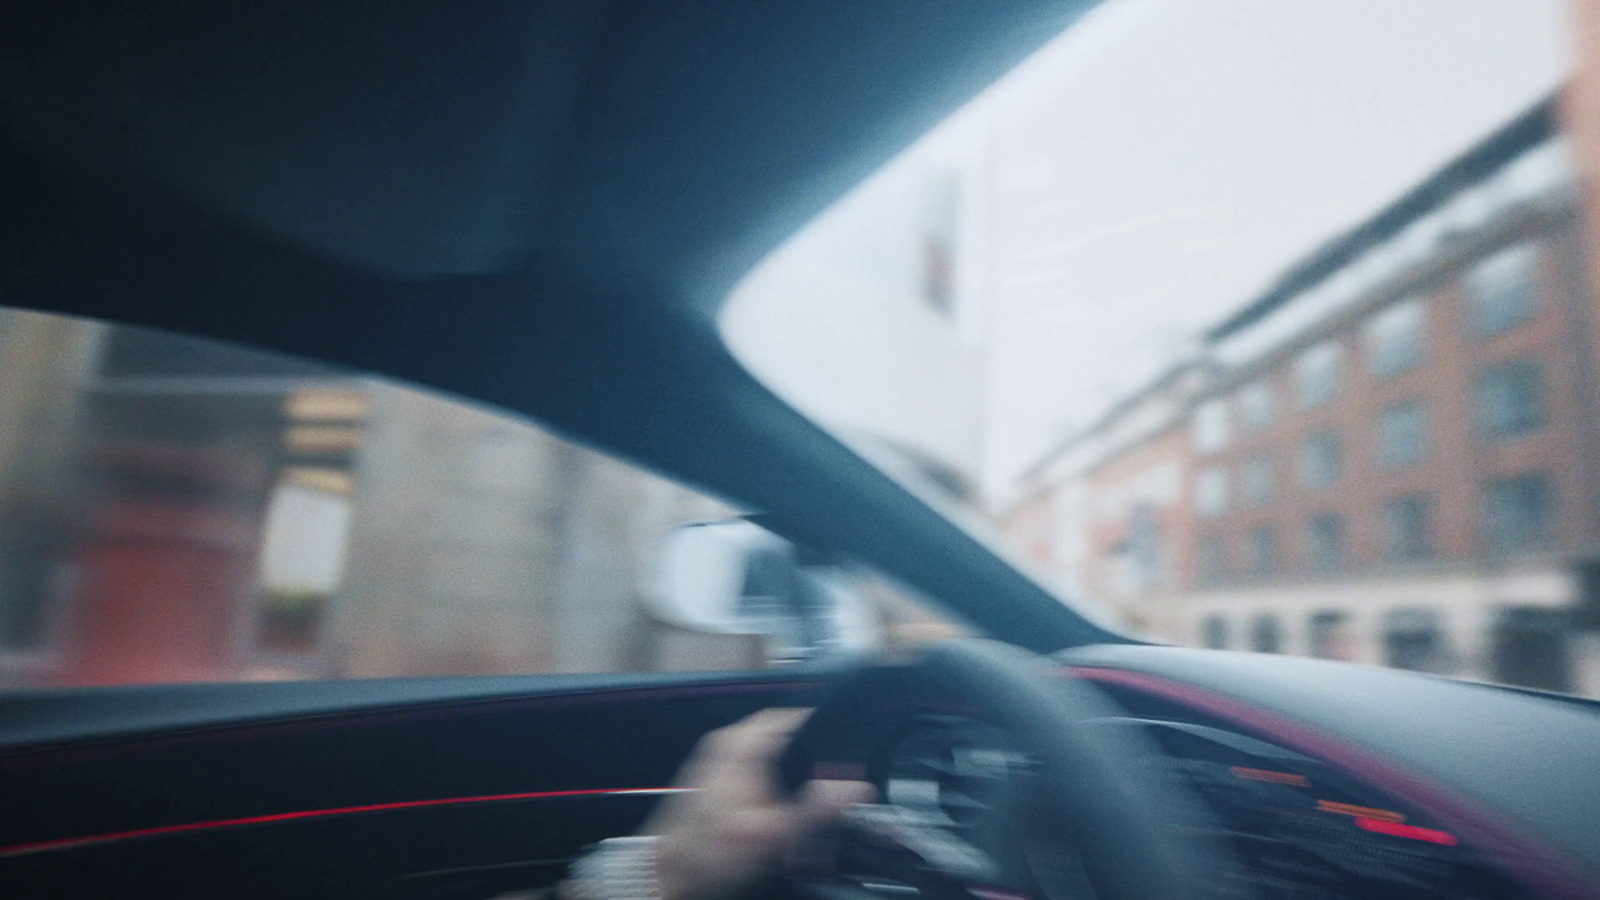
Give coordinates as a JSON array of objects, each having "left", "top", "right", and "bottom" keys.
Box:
[{"left": 970, "top": 0, "right": 1571, "bottom": 500}]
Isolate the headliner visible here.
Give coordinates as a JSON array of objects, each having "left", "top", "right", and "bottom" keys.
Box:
[
  {"left": 3, "top": 1, "right": 1095, "bottom": 307},
  {"left": 0, "top": 1, "right": 1117, "bottom": 650}
]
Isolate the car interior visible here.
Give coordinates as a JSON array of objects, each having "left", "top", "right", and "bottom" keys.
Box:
[{"left": 1, "top": 3, "right": 1598, "bottom": 899}]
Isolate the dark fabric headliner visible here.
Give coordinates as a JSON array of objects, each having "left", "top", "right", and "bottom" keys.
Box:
[{"left": 4, "top": 1, "right": 1095, "bottom": 307}]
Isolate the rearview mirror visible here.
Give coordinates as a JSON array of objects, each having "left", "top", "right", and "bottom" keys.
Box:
[{"left": 645, "top": 518, "right": 872, "bottom": 662}]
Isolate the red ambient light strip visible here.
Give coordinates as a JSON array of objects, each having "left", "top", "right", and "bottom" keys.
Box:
[
  {"left": 1354, "top": 816, "right": 1459, "bottom": 846},
  {"left": 0, "top": 787, "right": 690, "bottom": 859}
]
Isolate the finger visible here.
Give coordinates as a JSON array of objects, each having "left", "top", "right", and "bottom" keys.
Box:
[
  {"left": 740, "top": 707, "right": 812, "bottom": 740},
  {"left": 714, "top": 708, "right": 812, "bottom": 764}
]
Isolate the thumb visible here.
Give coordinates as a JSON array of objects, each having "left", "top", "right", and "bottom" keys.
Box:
[{"left": 794, "top": 779, "right": 877, "bottom": 834}]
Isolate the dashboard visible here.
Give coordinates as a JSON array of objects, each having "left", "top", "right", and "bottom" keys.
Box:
[
  {"left": 876, "top": 708, "right": 1515, "bottom": 900},
  {"left": 854, "top": 645, "right": 1600, "bottom": 900}
]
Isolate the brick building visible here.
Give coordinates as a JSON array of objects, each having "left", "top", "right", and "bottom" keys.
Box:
[
  {"left": 1009, "top": 361, "right": 1211, "bottom": 635},
  {"left": 1007, "top": 95, "right": 1600, "bottom": 694}
]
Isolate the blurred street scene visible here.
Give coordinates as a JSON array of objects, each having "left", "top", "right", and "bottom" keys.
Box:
[
  {"left": 1000, "top": 96, "right": 1600, "bottom": 695},
  {"left": 0, "top": 316, "right": 752, "bottom": 686}
]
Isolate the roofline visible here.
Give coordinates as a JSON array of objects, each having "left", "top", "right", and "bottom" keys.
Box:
[
  {"left": 1017, "top": 355, "right": 1212, "bottom": 483},
  {"left": 1206, "top": 92, "right": 1561, "bottom": 342}
]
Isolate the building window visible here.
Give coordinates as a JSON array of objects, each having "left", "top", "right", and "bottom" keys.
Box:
[
  {"left": 1306, "top": 513, "right": 1346, "bottom": 574},
  {"left": 1377, "top": 401, "right": 1429, "bottom": 468},
  {"left": 1490, "top": 607, "right": 1573, "bottom": 692},
  {"left": 1483, "top": 474, "right": 1554, "bottom": 556},
  {"left": 1299, "top": 432, "right": 1342, "bottom": 489},
  {"left": 1201, "top": 615, "right": 1228, "bottom": 650},
  {"left": 1468, "top": 243, "right": 1538, "bottom": 337},
  {"left": 1193, "top": 399, "right": 1231, "bottom": 454},
  {"left": 1250, "top": 614, "right": 1283, "bottom": 653},
  {"left": 1197, "top": 535, "right": 1227, "bottom": 586},
  {"left": 1294, "top": 340, "right": 1342, "bottom": 409},
  {"left": 1194, "top": 467, "right": 1229, "bottom": 518},
  {"left": 1383, "top": 493, "right": 1433, "bottom": 562},
  {"left": 1241, "top": 454, "right": 1275, "bottom": 506},
  {"left": 1308, "top": 610, "right": 1352, "bottom": 660},
  {"left": 1236, "top": 380, "right": 1276, "bottom": 433},
  {"left": 1364, "top": 297, "right": 1425, "bottom": 378},
  {"left": 1381, "top": 609, "right": 1454, "bottom": 674},
  {"left": 1475, "top": 360, "right": 1545, "bottom": 439},
  {"left": 1246, "top": 525, "right": 1280, "bottom": 579}
]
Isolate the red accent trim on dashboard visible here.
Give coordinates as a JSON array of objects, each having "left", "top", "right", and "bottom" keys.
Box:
[
  {"left": 1063, "top": 666, "right": 1598, "bottom": 900},
  {"left": 1354, "top": 817, "right": 1458, "bottom": 846},
  {"left": 0, "top": 786, "right": 682, "bottom": 859}
]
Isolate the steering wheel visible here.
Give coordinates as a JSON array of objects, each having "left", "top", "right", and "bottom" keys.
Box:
[{"left": 776, "top": 639, "right": 1216, "bottom": 900}]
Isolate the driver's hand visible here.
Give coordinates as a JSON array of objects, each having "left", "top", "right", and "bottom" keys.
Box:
[{"left": 642, "top": 708, "right": 875, "bottom": 900}]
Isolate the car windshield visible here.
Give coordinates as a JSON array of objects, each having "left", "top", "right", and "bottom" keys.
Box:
[
  {"left": 722, "top": 0, "right": 1599, "bottom": 697},
  {"left": 1, "top": 1, "right": 1593, "bottom": 699}
]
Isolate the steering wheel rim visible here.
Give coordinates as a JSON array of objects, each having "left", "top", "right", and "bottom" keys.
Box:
[{"left": 778, "top": 639, "right": 1214, "bottom": 900}]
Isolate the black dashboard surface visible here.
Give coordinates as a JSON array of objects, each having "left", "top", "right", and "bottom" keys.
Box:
[{"left": 1059, "top": 645, "right": 1600, "bottom": 899}]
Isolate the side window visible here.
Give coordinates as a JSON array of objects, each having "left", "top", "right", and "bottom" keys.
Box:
[
  {"left": 0, "top": 312, "right": 956, "bottom": 689},
  {"left": 1200, "top": 614, "right": 1229, "bottom": 649}
]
